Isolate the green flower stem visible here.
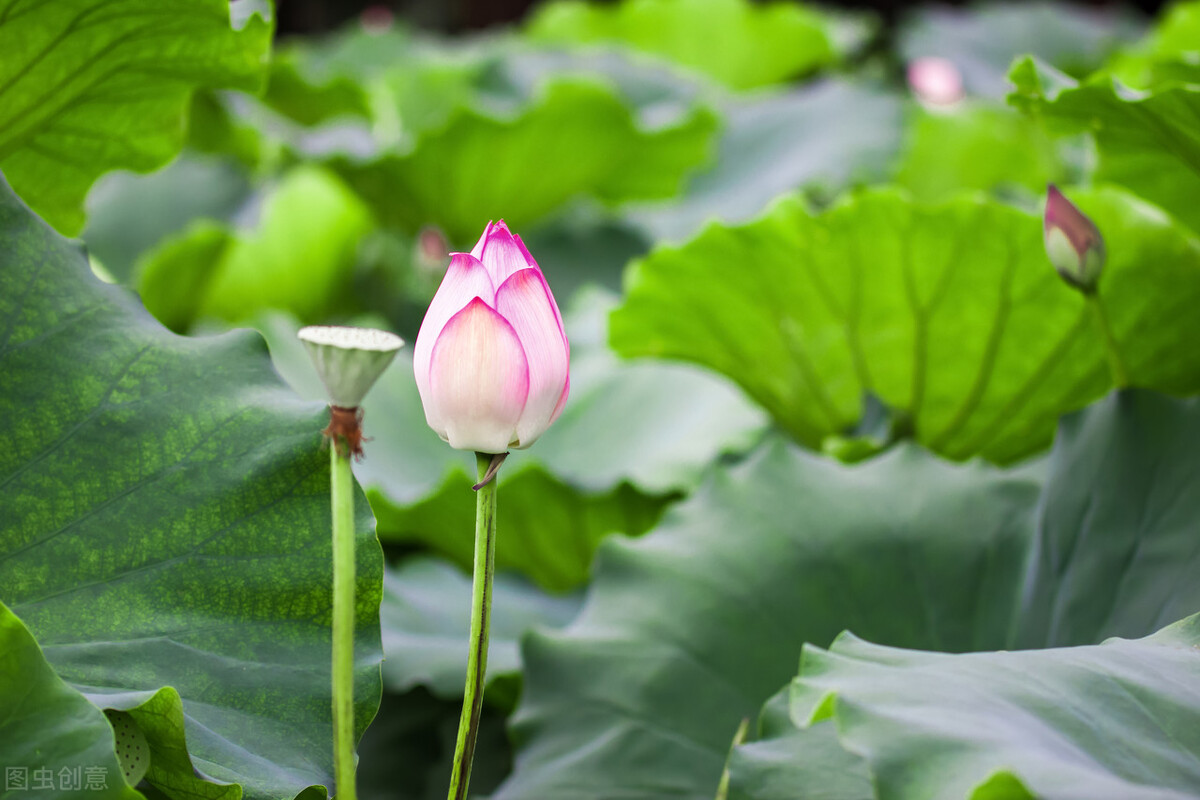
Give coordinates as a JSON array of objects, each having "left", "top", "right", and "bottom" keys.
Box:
[
  {"left": 1087, "top": 295, "right": 1129, "bottom": 389},
  {"left": 448, "top": 452, "right": 499, "bottom": 800},
  {"left": 331, "top": 442, "right": 358, "bottom": 800}
]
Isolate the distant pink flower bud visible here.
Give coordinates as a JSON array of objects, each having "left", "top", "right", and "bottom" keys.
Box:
[
  {"left": 414, "top": 221, "right": 570, "bottom": 453},
  {"left": 1044, "top": 184, "right": 1106, "bottom": 293},
  {"left": 906, "top": 57, "right": 964, "bottom": 107},
  {"left": 360, "top": 5, "right": 394, "bottom": 33}
]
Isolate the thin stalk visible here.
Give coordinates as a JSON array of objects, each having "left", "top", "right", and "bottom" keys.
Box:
[
  {"left": 1087, "top": 294, "right": 1129, "bottom": 389},
  {"left": 448, "top": 452, "right": 499, "bottom": 800},
  {"left": 331, "top": 443, "right": 358, "bottom": 800}
]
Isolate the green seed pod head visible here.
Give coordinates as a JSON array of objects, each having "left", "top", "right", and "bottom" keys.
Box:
[
  {"left": 105, "top": 710, "right": 149, "bottom": 786},
  {"left": 298, "top": 326, "right": 404, "bottom": 408}
]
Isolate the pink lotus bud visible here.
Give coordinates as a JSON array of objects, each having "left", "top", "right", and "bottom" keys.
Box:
[
  {"left": 414, "top": 220, "right": 570, "bottom": 454},
  {"left": 1044, "top": 184, "right": 1106, "bottom": 293},
  {"left": 907, "top": 57, "right": 964, "bottom": 107}
]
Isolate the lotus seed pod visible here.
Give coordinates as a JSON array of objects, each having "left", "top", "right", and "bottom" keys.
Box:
[
  {"left": 105, "top": 710, "right": 149, "bottom": 786},
  {"left": 298, "top": 326, "right": 404, "bottom": 409}
]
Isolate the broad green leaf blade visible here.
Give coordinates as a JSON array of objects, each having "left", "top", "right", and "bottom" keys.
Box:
[
  {"left": 627, "top": 80, "right": 903, "bottom": 243},
  {"left": 1106, "top": 1, "right": 1200, "bottom": 88},
  {"left": 493, "top": 438, "right": 1041, "bottom": 800},
  {"left": 326, "top": 78, "right": 718, "bottom": 244},
  {"left": 525, "top": 0, "right": 844, "bottom": 90},
  {"left": 81, "top": 156, "right": 253, "bottom": 285},
  {"left": 135, "top": 165, "right": 374, "bottom": 332},
  {"left": 892, "top": 104, "right": 1063, "bottom": 202},
  {"left": 725, "top": 689, "right": 872, "bottom": 800},
  {"left": 1009, "top": 57, "right": 1200, "bottom": 234},
  {"left": 0, "top": 0, "right": 272, "bottom": 235},
  {"left": 0, "top": 177, "right": 383, "bottom": 800},
  {"left": 611, "top": 187, "right": 1200, "bottom": 463},
  {"left": 531, "top": 288, "right": 768, "bottom": 495},
  {"left": 0, "top": 602, "right": 140, "bottom": 800},
  {"left": 790, "top": 615, "right": 1200, "bottom": 800},
  {"left": 497, "top": 390, "right": 1200, "bottom": 800},
  {"left": 899, "top": 1, "right": 1140, "bottom": 99},
  {"left": 1015, "top": 391, "right": 1200, "bottom": 648},
  {"left": 379, "top": 556, "right": 580, "bottom": 698}
]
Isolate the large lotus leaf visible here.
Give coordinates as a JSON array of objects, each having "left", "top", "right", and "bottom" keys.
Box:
[
  {"left": 899, "top": 1, "right": 1140, "bottom": 99},
  {"left": 891, "top": 104, "right": 1063, "bottom": 202},
  {"left": 259, "top": 289, "right": 765, "bottom": 589},
  {"left": 784, "top": 614, "right": 1200, "bottom": 800},
  {"left": 81, "top": 156, "right": 253, "bottom": 285},
  {"left": 525, "top": 0, "right": 843, "bottom": 91},
  {"left": 611, "top": 186, "right": 1200, "bottom": 463},
  {"left": 326, "top": 78, "right": 718, "bottom": 245},
  {"left": 379, "top": 556, "right": 581, "bottom": 698},
  {"left": 724, "top": 689, "right": 872, "bottom": 800},
  {"left": 724, "top": 390, "right": 1200, "bottom": 799},
  {"left": 135, "top": 164, "right": 374, "bottom": 332},
  {"left": 0, "top": 602, "right": 140, "bottom": 800},
  {"left": 627, "top": 80, "right": 903, "bottom": 243},
  {"left": 1009, "top": 57, "right": 1200, "bottom": 234},
  {"left": 0, "top": 176, "right": 383, "bottom": 799},
  {"left": 1014, "top": 391, "right": 1200, "bottom": 648},
  {"left": 495, "top": 390, "right": 1200, "bottom": 800},
  {"left": 492, "top": 437, "right": 1042, "bottom": 800},
  {"left": 1106, "top": 1, "right": 1200, "bottom": 88},
  {"left": 0, "top": 0, "right": 271, "bottom": 235}
]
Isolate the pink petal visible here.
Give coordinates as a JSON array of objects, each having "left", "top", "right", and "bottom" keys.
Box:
[
  {"left": 494, "top": 267, "right": 570, "bottom": 448},
  {"left": 469, "top": 221, "right": 493, "bottom": 260},
  {"left": 427, "top": 298, "right": 530, "bottom": 453},
  {"left": 477, "top": 219, "right": 534, "bottom": 285},
  {"left": 413, "top": 253, "right": 495, "bottom": 415},
  {"left": 513, "top": 232, "right": 537, "bottom": 266}
]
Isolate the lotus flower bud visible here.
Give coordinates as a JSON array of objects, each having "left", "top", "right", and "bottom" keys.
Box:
[
  {"left": 414, "top": 220, "right": 570, "bottom": 454},
  {"left": 1044, "top": 184, "right": 1106, "bottom": 293},
  {"left": 907, "top": 57, "right": 964, "bottom": 107}
]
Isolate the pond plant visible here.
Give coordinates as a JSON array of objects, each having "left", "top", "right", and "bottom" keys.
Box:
[{"left": 1, "top": 1, "right": 1200, "bottom": 799}]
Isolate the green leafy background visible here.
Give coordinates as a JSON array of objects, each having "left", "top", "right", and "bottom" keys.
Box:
[{"left": 2, "top": 0, "right": 1200, "bottom": 798}]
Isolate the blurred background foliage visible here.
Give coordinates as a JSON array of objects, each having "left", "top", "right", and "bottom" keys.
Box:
[{"left": 40, "top": 0, "right": 1198, "bottom": 795}]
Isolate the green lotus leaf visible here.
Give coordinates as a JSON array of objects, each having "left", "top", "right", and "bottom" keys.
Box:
[
  {"left": 525, "top": 0, "right": 848, "bottom": 91},
  {"left": 785, "top": 613, "right": 1200, "bottom": 800},
  {"left": 1009, "top": 56, "right": 1200, "bottom": 234},
  {"left": 135, "top": 165, "right": 374, "bottom": 332},
  {"left": 627, "top": 80, "right": 903, "bottom": 243},
  {"left": 1106, "top": 0, "right": 1200, "bottom": 88},
  {"left": 0, "top": 0, "right": 272, "bottom": 235},
  {"left": 0, "top": 602, "right": 141, "bottom": 800},
  {"left": 326, "top": 78, "right": 718, "bottom": 245},
  {"left": 0, "top": 175, "right": 382, "bottom": 799},
  {"left": 891, "top": 104, "right": 1063, "bottom": 202},
  {"left": 612, "top": 186, "right": 1200, "bottom": 463},
  {"left": 493, "top": 390, "right": 1200, "bottom": 799}
]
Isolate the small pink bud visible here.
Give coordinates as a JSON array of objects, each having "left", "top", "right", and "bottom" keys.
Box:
[
  {"left": 907, "top": 57, "right": 964, "bottom": 107},
  {"left": 360, "top": 5, "right": 394, "bottom": 34},
  {"left": 1044, "top": 184, "right": 1106, "bottom": 293},
  {"left": 413, "top": 221, "right": 570, "bottom": 454}
]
